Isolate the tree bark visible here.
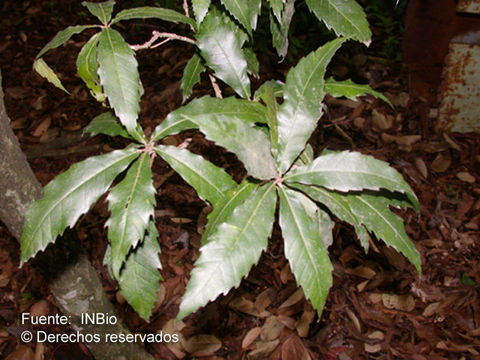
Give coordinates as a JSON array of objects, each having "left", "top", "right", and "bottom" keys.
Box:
[{"left": 0, "top": 69, "right": 155, "bottom": 360}]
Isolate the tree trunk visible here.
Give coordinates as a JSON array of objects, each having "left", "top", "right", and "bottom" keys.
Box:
[{"left": 0, "top": 69, "right": 155, "bottom": 360}]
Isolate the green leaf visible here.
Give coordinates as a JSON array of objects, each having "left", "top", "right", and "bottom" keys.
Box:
[
  {"left": 181, "top": 53, "right": 206, "bottom": 103},
  {"left": 20, "top": 146, "right": 140, "bottom": 264},
  {"left": 295, "top": 144, "right": 314, "bottom": 166},
  {"left": 84, "top": 112, "right": 131, "bottom": 139},
  {"left": 196, "top": 10, "right": 250, "bottom": 99},
  {"left": 287, "top": 183, "right": 370, "bottom": 250},
  {"left": 325, "top": 78, "right": 392, "bottom": 107},
  {"left": 220, "top": 0, "right": 262, "bottom": 36},
  {"left": 192, "top": 0, "right": 211, "bottom": 24},
  {"left": 118, "top": 220, "right": 162, "bottom": 321},
  {"left": 36, "top": 25, "right": 96, "bottom": 59},
  {"left": 165, "top": 96, "right": 276, "bottom": 179},
  {"left": 33, "top": 59, "right": 69, "bottom": 94},
  {"left": 112, "top": 7, "right": 196, "bottom": 28},
  {"left": 278, "top": 186, "right": 333, "bottom": 316},
  {"left": 269, "top": 0, "right": 295, "bottom": 59},
  {"left": 155, "top": 145, "right": 237, "bottom": 206},
  {"left": 202, "top": 181, "right": 256, "bottom": 242},
  {"left": 260, "top": 85, "right": 279, "bottom": 158},
  {"left": 97, "top": 28, "right": 144, "bottom": 142},
  {"left": 253, "top": 80, "right": 284, "bottom": 101},
  {"left": 276, "top": 38, "right": 345, "bottom": 173},
  {"left": 82, "top": 0, "right": 115, "bottom": 25},
  {"left": 344, "top": 192, "right": 421, "bottom": 273},
  {"left": 305, "top": 0, "right": 371, "bottom": 44},
  {"left": 267, "top": 0, "right": 284, "bottom": 22},
  {"left": 178, "top": 182, "right": 276, "bottom": 320},
  {"left": 106, "top": 152, "right": 156, "bottom": 278},
  {"left": 151, "top": 95, "right": 266, "bottom": 142},
  {"left": 244, "top": 47, "right": 259, "bottom": 77},
  {"left": 76, "top": 33, "right": 105, "bottom": 102},
  {"left": 284, "top": 150, "right": 419, "bottom": 210}
]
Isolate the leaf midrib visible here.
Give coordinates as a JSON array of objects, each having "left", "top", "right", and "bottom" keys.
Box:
[{"left": 24, "top": 149, "right": 138, "bottom": 256}]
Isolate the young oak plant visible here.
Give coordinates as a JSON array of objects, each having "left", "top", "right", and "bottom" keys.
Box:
[{"left": 22, "top": 0, "right": 420, "bottom": 322}]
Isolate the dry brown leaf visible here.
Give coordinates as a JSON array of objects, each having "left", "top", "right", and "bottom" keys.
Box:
[
  {"left": 33, "top": 342, "right": 45, "bottom": 360},
  {"left": 254, "top": 288, "right": 275, "bottom": 313},
  {"left": 296, "top": 310, "right": 315, "bottom": 338},
  {"left": 280, "top": 264, "right": 293, "bottom": 284},
  {"left": 367, "top": 331, "right": 385, "bottom": 341},
  {"left": 442, "top": 133, "right": 461, "bottom": 151},
  {"left": 247, "top": 340, "right": 279, "bottom": 360},
  {"left": 230, "top": 296, "right": 269, "bottom": 317},
  {"left": 372, "top": 109, "right": 392, "bottom": 131},
  {"left": 414, "top": 158, "right": 428, "bottom": 178},
  {"left": 281, "top": 335, "right": 311, "bottom": 360},
  {"left": 280, "top": 289, "right": 304, "bottom": 309},
  {"left": 345, "top": 308, "right": 362, "bottom": 333},
  {"left": 162, "top": 319, "right": 186, "bottom": 359},
  {"left": 345, "top": 265, "right": 376, "bottom": 279},
  {"left": 422, "top": 302, "right": 440, "bottom": 317},
  {"left": 260, "top": 316, "right": 284, "bottom": 341},
  {"left": 456, "top": 172, "right": 475, "bottom": 183},
  {"left": 382, "top": 294, "right": 415, "bottom": 312},
  {"left": 184, "top": 335, "right": 222, "bottom": 356},
  {"left": 5, "top": 345, "right": 35, "bottom": 360},
  {"left": 29, "top": 300, "right": 51, "bottom": 318},
  {"left": 365, "top": 343, "right": 382, "bottom": 353},
  {"left": 353, "top": 117, "right": 365, "bottom": 129},
  {"left": 31, "top": 117, "right": 51, "bottom": 137},
  {"left": 430, "top": 152, "right": 451, "bottom": 173},
  {"left": 242, "top": 327, "right": 261, "bottom": 349}
]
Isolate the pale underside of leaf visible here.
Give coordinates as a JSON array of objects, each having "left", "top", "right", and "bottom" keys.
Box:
[
  {"left": 305, "top": 0, "right": 372, "bottom": 44},
  {"left": 36, "top": 25, "right": 96, "bottom": 59},
  {"left": 278, "top": 186, "right": 333, "bottom": 315},
  {"left": 196, "top": 10, "right": 250, "bottom": 99},
  {"left": 344, "top": 192, "right": 421, "bottom": 273},
  {"left": 287, "top": 183, "right": 370, "bottom": 251},
  {"left": 155, "top": 145, "right": 237, "bottom": 206},
  {"left": 118, "top": 220, "right": 162, "bottom": 321},
  {"left": 111, "top": 7, "right": 196, "bottom": 28},
  {"left": 181, "top": 53, "right": 206, "bottom": 103},
  {"left": 107, "top": 152, "right": 156, "bottom": 278},
  {"left": 20, "top": 146, "right": 140, "bottom": 264},
  {"left": 178, "top": 182, "right": 277, "bottom": 320},
  {"left": 284, "top": 151, "right": 419, "bottom": 210},
  {"left": 151, "top": 96, "right": 266, "bottom": 142},
  {"left": 220, "top": 0, "right": 262, "bottom": 35},
  {"left": 276, "top": 38, "right": 345, "bottom": 173},
  {"left": 324, "top": 78, "right": 392, "bottom": 107},
  {"left": 33, "top": 59, "right": 69, "bottom": 94},
  {"left": 84, "top": 112, "right": 132, "bottom": 139},
  {"left": 97, "top": 28, "right": 144, "bottom": 142},
  {"left": 76, "top": 32, "right": 104, "bottom": 102}
]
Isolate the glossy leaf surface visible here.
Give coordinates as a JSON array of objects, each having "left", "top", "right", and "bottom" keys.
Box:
[
  {"left": 178, "top": 183, "right": 276, "bottom": 319},
  {"left": 155, "top": 145, "right": 237, "bottom": 206},
  {"left": 106, "top": 152, "right": 156, "bottom": 278},
  {"left": 276, "top": 38, "right": 344, "bottom": 173},
  {"left": 196, "top": 10, "right": 250, "bottom": 98},
  {"left": 181, "top": 53, "right": 205, "bottom": 102},
  {"left": 278, "top": 186, "right": 333, "bottom": 315},
  {"left": 284, "top": 151, "right": 419, "bottom": 210},
  {"left": 21, "top": 146, "right": 140, "bottom": 264},
  {"left": 97, "top": 28, "right": 144, "bottom": 141},
  {"left": 118, "top": 220, "right": 162, "bottom": 321},
  {"left": 220, "top": 0, "right": 262, "bottom": 35},
  {"left": 305, "top": 0, "right": 371, "bottom": 44}
]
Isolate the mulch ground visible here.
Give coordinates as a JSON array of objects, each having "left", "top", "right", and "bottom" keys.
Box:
[{"left": 0, "top": 1, "right": 479, "bottom": 359}]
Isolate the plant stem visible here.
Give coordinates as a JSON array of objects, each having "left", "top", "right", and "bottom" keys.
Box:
[{"left": 131, "top": 31, "right": 195, "bottom": 51}]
